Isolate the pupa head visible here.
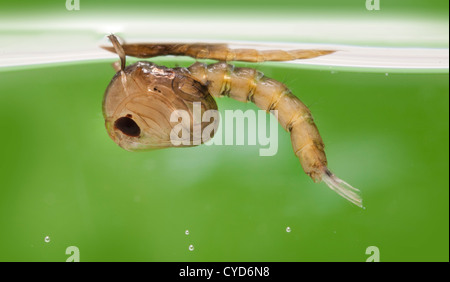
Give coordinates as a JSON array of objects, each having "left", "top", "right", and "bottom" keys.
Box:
[{"left": 102, "top": 35, "right": 218, "bottom": 151}]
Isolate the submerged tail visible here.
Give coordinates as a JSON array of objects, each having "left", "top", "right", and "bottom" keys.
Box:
[{"left": 187, "top": 61, "right": 363, "bottom": 208}]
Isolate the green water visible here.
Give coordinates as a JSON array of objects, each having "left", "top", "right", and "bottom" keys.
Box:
[{"left": 0, "top": 59, "right": 448, "bottom": 261}]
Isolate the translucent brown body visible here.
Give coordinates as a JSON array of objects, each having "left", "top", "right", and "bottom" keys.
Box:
[
  {"left": 187, "top": 62, "right": 327, "bottom": 181},
  {"left": 102, "top": 35, "right": 362, "bottom": 207}
]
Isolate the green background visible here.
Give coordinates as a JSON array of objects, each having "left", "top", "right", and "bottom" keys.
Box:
[
  {"left": 0, "top": 0, "right": 448, "bottom": 262},
  {"left": 0, "top": 0, "right": 448, "bottom": 15}
]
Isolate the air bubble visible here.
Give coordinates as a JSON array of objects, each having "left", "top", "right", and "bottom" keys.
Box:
[
  {"left": 189, "top": 244, "right": 194, "bottom": 251},
  {"left": 185, "top": 230, "right": 189, "bottom": 235},
  {"left": 44, "top": 236, "right": 50, "bottom": 243},
  {"left": 286, "top": 227, "right": 291, "bottom": 233}
]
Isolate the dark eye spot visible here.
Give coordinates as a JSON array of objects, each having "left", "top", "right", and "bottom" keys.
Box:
[{"left": 114, "top": 116, "right": 141, "bottom": 137}]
